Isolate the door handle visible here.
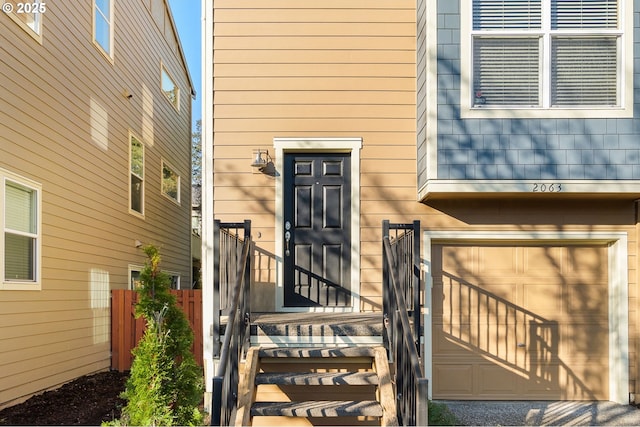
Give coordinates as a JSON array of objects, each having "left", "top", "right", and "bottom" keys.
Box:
[{"left": 284, "top": 231, "right": 291, "bottom": 256}]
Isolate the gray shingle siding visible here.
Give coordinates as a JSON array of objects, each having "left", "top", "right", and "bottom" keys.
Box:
[
  {"left": 416, "top": 0, "right": 427, "bottom": 188},
  {"left": 433, "top": 1, "right": 640, "bottom": 180}
]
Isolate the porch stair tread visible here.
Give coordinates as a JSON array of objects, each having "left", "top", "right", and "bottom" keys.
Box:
[
  {"left": 250, "top": 313, "right": 384, "bottom": 338},
  {"left": 250, "top": 400, "right": 383, "bottom": 417},
  {"left": 258, "top": 346, "right": 377, "bottom": 358},
  {"left": 256, "top": 371, "right": 379, "bottom": 386}
]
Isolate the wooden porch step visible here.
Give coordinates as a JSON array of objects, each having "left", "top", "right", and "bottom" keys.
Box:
[
  {"left": 249, "top": 313, "right": 384, "bottom": 347},
  {"left": 236, "top": 346, "right": 398, "bottom": 426},
  {"left": 251, "top": 400, "right": 384, "bottom": 417},
  {"left": 258, "top": 346, "right": 377, "bottom": 358},
  {"left": 256, "top": 371, "right": 379, "bottom": 386}
]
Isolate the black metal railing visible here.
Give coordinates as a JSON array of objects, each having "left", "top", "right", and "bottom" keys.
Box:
[
  {"left": 211, "top": 220, "right": 252, "bottom": 426},
  {"left": 382, "top": 220, "right": 428, "bottom": 426},
  {"left": 382, "top": 220, "right": 421, "bottom": 353}
]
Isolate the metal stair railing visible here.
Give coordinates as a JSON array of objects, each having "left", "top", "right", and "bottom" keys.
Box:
[
  {"left": 211, "top": 220, "right": 252, "bottom": 426},
  {"left": 382, "top": 220, "right": 428, "bottom": 426}
]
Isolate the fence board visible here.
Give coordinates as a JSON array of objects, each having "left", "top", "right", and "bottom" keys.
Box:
[{"left": 111, "top": 290, "right": 203, "bottom": 371}]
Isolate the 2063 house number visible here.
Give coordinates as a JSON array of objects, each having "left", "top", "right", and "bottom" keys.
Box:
[{"left": 532, "top": 183, "right": 562, "bottom": 192}]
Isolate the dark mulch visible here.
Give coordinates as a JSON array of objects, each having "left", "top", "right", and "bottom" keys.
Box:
[{"left": 0, "top": 371, "right": 129, "bottom": 426}]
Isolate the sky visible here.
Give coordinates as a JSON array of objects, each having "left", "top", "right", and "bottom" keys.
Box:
[{"left": 167, "top": 0, "right": 202, "bottom": 129}]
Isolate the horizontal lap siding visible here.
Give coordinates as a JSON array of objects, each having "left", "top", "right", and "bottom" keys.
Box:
[
  {"left": 212, "top": 0, "right": 416, "bottom": 311},
  {"left": 0, "top": 0, "right": 192, "bottom": 408}
]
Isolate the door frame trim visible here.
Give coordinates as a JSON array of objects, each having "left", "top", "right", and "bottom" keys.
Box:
[
  {"left": 274, "top": 138, "right": 362, "bottom": 313},
  {"left": 422, "top": 230, "right": 629, "bottom": 404}
]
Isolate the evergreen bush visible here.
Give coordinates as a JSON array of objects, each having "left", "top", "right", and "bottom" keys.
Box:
[{"left": 114, "top": 245, "right": 203, "bottom": 426}]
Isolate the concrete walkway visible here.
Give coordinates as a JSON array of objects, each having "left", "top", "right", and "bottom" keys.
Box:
[{"left": 440, "top": 401, "right": 640, "bottom": 426}]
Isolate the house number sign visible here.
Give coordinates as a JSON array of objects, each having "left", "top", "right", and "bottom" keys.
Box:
[{"left": 532, "top": 183, "right": 562, "bottom": 192}]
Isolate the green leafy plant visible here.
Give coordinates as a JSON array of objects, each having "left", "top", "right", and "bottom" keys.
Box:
[
  {"left": 114, "top": 245, "right": 203, "bottom": 426},
  {"left": 428, "top": 400, "right": 460, "bottom": 426}
]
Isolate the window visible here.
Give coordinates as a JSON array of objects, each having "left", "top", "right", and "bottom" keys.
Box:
[
  {"left": 5, "top": 0, "right": 44, "bottom": 41},
  {"left": 93, "top": 0, "right": 113, "bottom": 57},
  {"left": 130, "top": 133, "right": 144, "bottom": 216},
  {"left": 2, "top": 170, "right": 41, "bottom": 290},
  {"left": 161, "top": 160, "right": 180, "bottom": 203},
  {"left": 463, "top": 0, "right": 631, "bottom": 116},
  {"left": 128, "top": 266, "right": 141, "bottom": 290},
  {"left": 129, "top": 266, "right": 180, "bottom": 290},
  {"left": 169, "top": 273, "right": 181, "bottom": 290},
  {"left": 161, "top": 65, "right": 180, "bottom": 110}
]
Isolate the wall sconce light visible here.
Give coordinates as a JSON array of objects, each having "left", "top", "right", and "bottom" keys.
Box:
[{"left": 251, "top": 149, "right": 269, "bottom": 171}]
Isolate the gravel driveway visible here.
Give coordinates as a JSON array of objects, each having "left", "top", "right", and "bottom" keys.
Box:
[{"left": 440, "top": 401, "right": 640, "bottom": 426}]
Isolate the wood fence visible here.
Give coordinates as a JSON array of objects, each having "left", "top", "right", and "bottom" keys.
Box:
[{"left": 111, "top": 289, "right": 203, "bottom": 371}]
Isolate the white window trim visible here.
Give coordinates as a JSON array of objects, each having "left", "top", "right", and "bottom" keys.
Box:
[
  {"left": 160, "top": 63, "right": 180, "bottom": 112},
  {"left": 460, "top": 0, "right": 633, "bottom": 119},
  {"left": 5, "top": 0, "right": 44, "bottom": 43},
  {"left": 92, "top": 0, "right": 114, "bottom": 61},
  {"left": 129, "top": 131, "right": 145, "bottom": 218},
  {"left": 273, "top": 137, "right": 362, "bottom": 313},
  {"left": 167, "top": 271, "right": 181, "bottom": 290},
  {"left": 422, "top": 230, "right": 629, "bottom": 404},
  {"left": 128, "top": 265, "right": 181, "bottom": 290},
  {"left": 161, "top": 159, "right": 181, "bottom": 205},
  {"left": 1, "top": 168, "right": 42, "bottom": 291},
  {"left": 128, "top": 265, "right": 142, "bottom": 290}
]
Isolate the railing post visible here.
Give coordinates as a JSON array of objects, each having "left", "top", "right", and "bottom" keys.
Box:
[
  {"left": 412, "top": 220, "right": 421, "bottom": 356},
  {"left": 243, "top": 220, "right": 251, "bottom": 315},
  {"left": 213, "top": 220, "right": 221, "bottom": 358},
  {"left": 417, "top": 378, "right": 429, "bottom": 426},
  {"left": 211, "top": 376, "right": 223, "bottom": 426},
  {"left": 382, "top": 220, "right": 393, "bottom": 360}
]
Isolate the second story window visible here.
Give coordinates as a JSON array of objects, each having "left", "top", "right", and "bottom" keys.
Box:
[
  {"left": 161, "top": 160, "right": 180, "bottom": 203},
  {"left": 467, "top": 0, "right": 627, "bottom": 112},
  {"left": 94, "top": 0, "right": 113, "bottom": 58},
  {"left": 129, "top": 134, "right": 144, "bottom": 216},
  {"left": 5, "top": 0, "right": 44, "bottom": 40},
  {"left": 161, "top": 65, "right": 180, "bottom": 111}
]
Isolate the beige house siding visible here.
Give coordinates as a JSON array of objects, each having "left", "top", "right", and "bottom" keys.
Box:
[
  {"left": 0, "top": 0, "right": 192, "bottom": 408},
  {"left": 212, "top": 0, "right": 417, "bottom": 311}
]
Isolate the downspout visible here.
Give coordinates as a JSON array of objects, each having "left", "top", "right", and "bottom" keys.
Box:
[{"left": 201, "top": 0, "right": 215, "bottom": 412}]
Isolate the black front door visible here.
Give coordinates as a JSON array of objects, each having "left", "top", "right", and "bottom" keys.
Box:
[{"left": 283, "top": 153, "right": 351, "bottom": 307}]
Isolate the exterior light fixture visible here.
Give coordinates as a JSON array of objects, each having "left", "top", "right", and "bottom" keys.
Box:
[{"left": 251, "top": 149, "right": 269, "bottom": 171}]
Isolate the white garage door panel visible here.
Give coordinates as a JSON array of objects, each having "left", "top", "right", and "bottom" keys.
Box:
[{"left": 432, "top": 244, "right": 609, "bottom": 400}]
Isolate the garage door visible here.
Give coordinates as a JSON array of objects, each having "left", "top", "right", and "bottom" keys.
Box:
[{"left": 432, "top": 244, "right": 609, "bottom": 400}]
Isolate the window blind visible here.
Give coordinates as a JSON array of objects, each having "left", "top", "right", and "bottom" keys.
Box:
[
  {"left": 552, "top": 0, "right": 618, "bottom": 29},
  {"left": 5, "top": 182, "right": 36, "bottom": 233},
  {"left": 473, "top": 0, "right": 542, "bottom": 29},
  {"left": 552, "top": 37, "right": 618, "bottom": 105},
  {"left": 473, "top": 38, "right": 541, "bottom": 106}
]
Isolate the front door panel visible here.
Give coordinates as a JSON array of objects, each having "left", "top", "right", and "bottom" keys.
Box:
[{"left": 283, "top": 153, "right": 351, "bottom": 307}]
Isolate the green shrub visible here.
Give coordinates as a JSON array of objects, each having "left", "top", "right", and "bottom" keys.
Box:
[
  {"left": 428, "top": 400, "right": 460, "bottom": 426},
  {"left": 114, "top": 245, "right": 203, "bottom": 426}
]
